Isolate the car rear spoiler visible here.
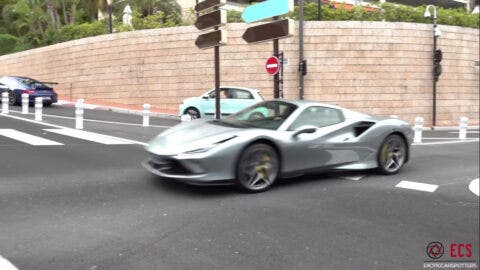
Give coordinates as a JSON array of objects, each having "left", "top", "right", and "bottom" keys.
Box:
[{"left": 41, "top": 81, "right": 59, "bottom": 85}]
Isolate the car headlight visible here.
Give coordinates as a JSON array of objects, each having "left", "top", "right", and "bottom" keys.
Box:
[{"left": 182, "top": 136, "right": 237, "bottom": 154}]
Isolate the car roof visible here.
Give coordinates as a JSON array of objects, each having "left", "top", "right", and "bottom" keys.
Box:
[{"left": 275, "top": 99, "right": 342, "bottom": 109}]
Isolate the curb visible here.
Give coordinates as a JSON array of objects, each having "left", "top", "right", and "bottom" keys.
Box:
[{"left": 56, "top": 100, "right": 179, "bottom": 120}]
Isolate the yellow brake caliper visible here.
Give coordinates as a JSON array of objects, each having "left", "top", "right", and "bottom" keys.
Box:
[{"left": 254, "top": 154, "right": 270, "bottom": 181}]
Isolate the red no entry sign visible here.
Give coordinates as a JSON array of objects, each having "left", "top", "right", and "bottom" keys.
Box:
[{"left": 265, "top": 56, "right": 280, "bottom": 75}]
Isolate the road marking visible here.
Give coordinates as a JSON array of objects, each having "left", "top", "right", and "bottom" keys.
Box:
[
  {"left": 422, "top": 137, "right": 478, "bottom": 140},
  {"left": 395, "top": 181, "right": 439, "bottom": 193},
  {"left": 449, "top": 131, "right": 479, "bottom": 134},
  {"left": 413, "top": 139, "right": 479, "bottom": 146},
  {"left": 9, "top": 110, "right": 173, "bottom": 128},
  {"left": 0, "top": 129, "right": 63, "bottom": 146},
  {"left": 340, "top": 175, "right": 365, "bottom": 181},
  {"left": 469, "top": 179, "right": 479, "bottom": 196},
  {"left": 44, "top": 129, "right": 134, "bottom": 145},
  {"left": 0, "top": 255, "right": 18, "bottom": 270},
  {"left": 0, "top": 113, "right": 148, "bottom": 146}
]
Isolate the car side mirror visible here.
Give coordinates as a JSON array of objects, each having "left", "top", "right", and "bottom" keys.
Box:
[
  {"left": 202, "top": 95, "right": 209, "bottom": 99},
  {"left": 292, "top": 126, "right": 317, "bottom": 138}
]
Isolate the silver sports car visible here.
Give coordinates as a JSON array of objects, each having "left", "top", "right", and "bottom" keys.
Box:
[{"left": 143, "top": 100, "right": 413, "bottom": 192}]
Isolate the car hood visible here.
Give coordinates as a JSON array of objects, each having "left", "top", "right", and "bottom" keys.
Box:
[{"left": 146, "top": 119, "right": 241, "bottom": 155}]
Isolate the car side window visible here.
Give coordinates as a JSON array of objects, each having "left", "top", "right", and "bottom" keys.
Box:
[
  {"left": 230, "top": 89, "right": 253, "bottom": 99},
  {"left": 208, "top": 89, "right": 231, "bottom": 99},
  {"left": 288, "top": 106, "right": 345, "bottom": 131}
]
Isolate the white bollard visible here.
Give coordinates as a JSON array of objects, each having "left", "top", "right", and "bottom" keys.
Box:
[
  {"left": 459, "top": 117, "right": 468, "bottom": 140},
  {"left": 1, "top": 92, "right": 9, "bottom": 114},
  {"left": 21, "top": 93, "right": 29, "bottom": 114},
  {"left": 35, "top": 97, "right": 43, "bottom": 121},
  {"left": 142, "top": 104, "right": 151, "bottom": 127},
  {"left": 414, "top": 117, "right": 424, "bottom": 143},
  {"left": 75, "top": 99, "right": 84, "bottom": 129}
]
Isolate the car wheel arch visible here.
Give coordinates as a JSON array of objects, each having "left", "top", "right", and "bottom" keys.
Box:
[{"left": 184, "top": 107, "right": 201, "bottom": 118}]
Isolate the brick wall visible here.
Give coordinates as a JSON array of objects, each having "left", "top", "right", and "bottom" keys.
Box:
[{"left": 0, "top": 21, "right": 478, "bottom": 126}]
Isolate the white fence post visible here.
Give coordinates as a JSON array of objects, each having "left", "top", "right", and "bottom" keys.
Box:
[
  {"left": 1, "top": 92, "right": 9, "bottom": 114},
  {"left": 35, "top": 97, "right": 43, "bottom": 121},
  {"left": 142, "top": 103, "right": 150, "bottom": 127},
  {"left": 414, "top": 117, "right": 424, "bottom": 143},
  {"left": 21, "top": 93, "right": 29, "bottom": 114},
  {"left": 459, "top": 117, "right": 468, "bottom": 140},
  {"left": 75, "top": 99, "right": 84, "bottom": 129}
]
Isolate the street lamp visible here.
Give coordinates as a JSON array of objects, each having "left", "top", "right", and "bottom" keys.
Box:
[
  {"left": 424, "top": 5, "right": 442, "bottom": 127},
  {"left": 107, "top": 0, "right": 113, "bottom": 34}
]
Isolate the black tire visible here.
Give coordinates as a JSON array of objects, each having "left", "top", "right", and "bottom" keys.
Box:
[
  {"left": 184, "top": 107, "right": 200, "bottom": 119},
  {"left": 377, "top": 134, "right": 407, "bottom": 175},
  {"left": 8, "top": 91, "right": 18, "bottom": 106},
  {"left": 235, "top": 144, "right": 279, "bottom": 193}
]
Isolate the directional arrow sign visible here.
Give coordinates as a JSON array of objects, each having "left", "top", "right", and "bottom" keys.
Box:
[
  {"left": 195, "top": 30, "right": 227, "bottom": 49},
  {"left": 195, "top": 0, "right": 226, "bottom": 13},
  {"left": 242, "top": 0, "right": 294, "bottom": 23},
  {"left": 195, "top": 9, "right": 226, "bottom": 31},
  {"left": 242, "top": 19, "right": 294, "bottom": 44}
]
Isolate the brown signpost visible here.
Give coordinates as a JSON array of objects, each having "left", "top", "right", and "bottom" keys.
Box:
[{"left": 194, "top": 0, "right": 227, "bottom": 120}]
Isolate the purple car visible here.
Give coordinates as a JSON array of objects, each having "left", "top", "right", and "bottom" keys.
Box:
[{"left": 0, "top": 76, "right": 58, "bottom": 106}]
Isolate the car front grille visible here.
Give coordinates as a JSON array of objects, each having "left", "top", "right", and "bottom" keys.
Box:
[{"left": 149, "top": 156, "right": 192, "bottom": 175}]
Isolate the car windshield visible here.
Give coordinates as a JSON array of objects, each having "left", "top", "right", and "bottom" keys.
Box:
[
  {"left": 15, "top": 77, "right": 49, "bottom": 89},
  {"left": 214, "top": 101, "right": 297, "bottom": 130}
]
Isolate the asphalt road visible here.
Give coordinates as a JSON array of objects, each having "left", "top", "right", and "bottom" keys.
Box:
[{"left": 0, "top": 105, "right": 478, "bottom": 270}]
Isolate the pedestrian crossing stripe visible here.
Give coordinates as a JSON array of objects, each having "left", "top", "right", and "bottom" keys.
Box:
[
  {"left": 0, "top": 129, "right": 63, "bottom": 146},
  {"left": 43, "top": 129, "right": 134, "bottom": 145},
  {"left": 0, "top": 128, "right": 135, "bottom": 145}
]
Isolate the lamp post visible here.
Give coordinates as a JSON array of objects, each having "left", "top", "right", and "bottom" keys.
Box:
[
  {"left": 107, "top": 0, "right": 113, "bottom": 34},
  {"left": 424, "top": 5, "right": 441, "bottom": 127}
]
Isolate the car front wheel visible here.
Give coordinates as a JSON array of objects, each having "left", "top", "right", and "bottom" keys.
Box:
[
  {"left": 236, "top": 144, "right": 279, "bottom": 193},
  {"left": 8, "top": 91, "right": 18, "bottom": 106},
  {"left": 377, "top": 134, "right": 407, "bottom": 175},
  {"left": 185, "top": 107, "right": 200, "bottom": 119}
]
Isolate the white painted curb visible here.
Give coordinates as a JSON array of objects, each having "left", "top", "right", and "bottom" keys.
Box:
[
  {"left": 0, "top": 255, "right": 18, "bottom": 270},
  {"left": 469, "top": 179, "right": 479, "bottom": 196}
]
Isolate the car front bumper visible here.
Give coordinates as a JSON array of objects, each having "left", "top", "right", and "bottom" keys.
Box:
[{"left": 142, "top": 152, "right": 236, "bottom": 185}]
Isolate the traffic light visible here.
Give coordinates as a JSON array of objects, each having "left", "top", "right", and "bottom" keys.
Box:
[{"left": 434, "top": 49, "right": 442, "bottom": 81}]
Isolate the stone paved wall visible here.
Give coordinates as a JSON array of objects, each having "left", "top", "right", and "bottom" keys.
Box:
[{"left": 0, "top": 21, "right": 478, "bottom": 126}]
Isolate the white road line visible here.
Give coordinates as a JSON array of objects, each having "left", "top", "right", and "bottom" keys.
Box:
[
  {"left": 0, "top": 255, "right": 18, "bottom": 270},
  {"left": 395, "top": 181, "right": 439, "bottom": 193},
  {"left": 9, "top": 110, "right": 173, "bottom": 128},
  {"left": 44, "top": 129, "right": 134, "bottom": 145},
  {"left": 422, "top": 137, "right": 478, "bottom": 140},
  {"left": 0, "top": 113, "right": 148, "bottom": 146},
  {"left": 469, "top": 179, "right": 479, "bottom": 196},
  {"left": 449, "top": 131, "right": 480, "bottom": 134},
  {"left": 340, "top": 175, "right": 365, "bottom": 181},
  {"left": 0, "top": 129, "right": 63, "bottom": 146},
  {"left": 413, "top": 139, "right": 479, "bottom": 146}
]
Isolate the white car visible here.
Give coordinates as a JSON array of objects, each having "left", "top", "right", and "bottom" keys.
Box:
[{"left": 179, "top": 86, "right": 263, "bottom": 119}]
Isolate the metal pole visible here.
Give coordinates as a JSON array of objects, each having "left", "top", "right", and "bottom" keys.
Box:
[
  {"left": 215, "top": 45, "right": 220, "bottom": 119},
  {"left": 108, "top": 4, "right": 113, "bottom": 34},
  {"left": 273, "top": 39, "right": 280, "bottom": 99},
  {"left": 318, "top": 0, "right": 322, "bottom": 20},
  {"left": 299, "top": 0, "right": 305, "bottom": 100},
  {"left": 280, "top": 51, "right": 284, "bottom": 98},
  {"left": 432, "top": 21, "right": 437, "bottom": 127}
]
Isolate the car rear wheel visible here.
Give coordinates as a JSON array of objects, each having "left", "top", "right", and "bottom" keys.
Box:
[
  {"left": 236, "top": 144, "right": 279, "bottom": 193},
  {"left": 8, "top": 91, "right": 18, "bottom": 106},
  {"left": 185, "top": 107, "right": 200, "bottom": 119},
  {"left": 377, "top": 134, "right": 407, "bottom": 175}
]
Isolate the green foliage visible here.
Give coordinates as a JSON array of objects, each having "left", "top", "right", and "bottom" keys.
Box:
[
  {"left": 294, "top": 1, "right": 479, "bottom": 28},
  {"left": 0, "top": 33, "right": 18, "bottom": 55},
  {"left": 227, "top": 10, "right": 243, "bottom": 23},
  {"left": 55, "top": 20, "right": 108, "bottom": 42},
  {"left": 132, "top": 10, "right": 180, "bottom": 30}
]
